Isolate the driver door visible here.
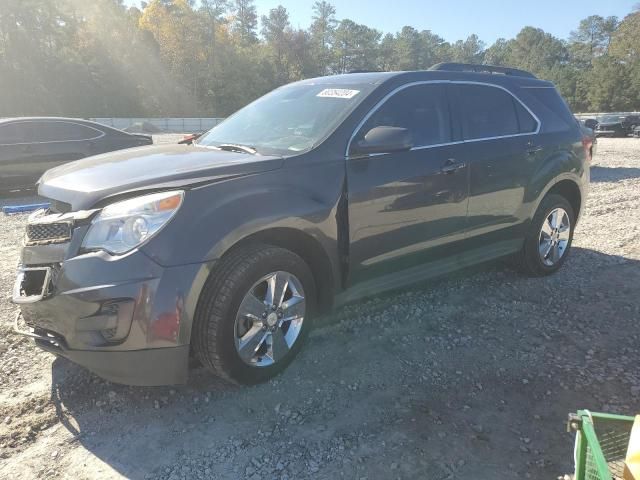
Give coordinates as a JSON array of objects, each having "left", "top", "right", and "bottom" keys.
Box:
[{"left": 346, "top": 83, "right": 470, "bottom": 285}]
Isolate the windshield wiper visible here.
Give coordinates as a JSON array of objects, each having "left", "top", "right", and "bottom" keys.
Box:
[{"left": 217, "top": 144, "right": 258, "bottom": 155}]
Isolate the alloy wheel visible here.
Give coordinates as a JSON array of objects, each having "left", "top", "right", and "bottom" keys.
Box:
[
  {"left": 538, "top": 207, "right": 571, "bottom": 267},
  {"left": 234, "top": 271, "right": 306, "bottom": 367}
]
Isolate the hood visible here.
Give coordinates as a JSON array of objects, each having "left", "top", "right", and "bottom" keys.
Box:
[{"left": 38, "top": 144, "right": 284, "bottom": 211}]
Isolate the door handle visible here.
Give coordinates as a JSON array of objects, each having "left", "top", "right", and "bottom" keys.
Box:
[{"left": 441, "top": 159, "right": 466, "bottom": 174}]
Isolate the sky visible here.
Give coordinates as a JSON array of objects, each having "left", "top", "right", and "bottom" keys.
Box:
[{"left": 126, "top": 0, "right": 638, "bottom": 45}]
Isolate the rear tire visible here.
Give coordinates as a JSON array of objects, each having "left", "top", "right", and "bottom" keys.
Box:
[
  {"left": 193, "top": 243, "right": 316, "bottom": 384},
  {"left": 513, "top": 194, "right": 575, "bottom": 276}
]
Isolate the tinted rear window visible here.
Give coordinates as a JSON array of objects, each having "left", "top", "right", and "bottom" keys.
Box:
[
  {"left": 457, "top": 85, "right": 520, "bottom": 140},
  {"left": 514, "top": 101, "right": 538, "bottom": 133},
  {"left": 524, "top": 87, "right": 575, "bottom": 132}
]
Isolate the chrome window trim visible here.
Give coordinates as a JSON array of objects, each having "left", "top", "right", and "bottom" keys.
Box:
[
  {"left": 0, "top": 120, "right": 106, "bottom": 146},
  {"left": 345, "top": 80, "right": 542, "bottom": 158}
]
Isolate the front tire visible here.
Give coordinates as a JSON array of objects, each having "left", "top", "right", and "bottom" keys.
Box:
[
  {"left": 193, "top": 244, "right": 316, "bottom": 384},
  {"left": 514, "top": 194, "right": 575, "bottom": 276}
]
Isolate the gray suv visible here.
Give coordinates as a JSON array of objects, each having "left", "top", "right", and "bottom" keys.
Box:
[{"left": 12, "top": 63, "right": 591, "bottom": 386}]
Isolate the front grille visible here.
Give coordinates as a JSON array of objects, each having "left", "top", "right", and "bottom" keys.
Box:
[{"left": 26, "top": 222, "right": 72, "bottom": 245}]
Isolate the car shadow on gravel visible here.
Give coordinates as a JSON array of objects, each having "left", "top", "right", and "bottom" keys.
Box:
[
  {"left": 44, "top": 247, "right": 640, "bottom": 480},
  {"left": 590, "top": 166, "right": 640, "bottom": 182}
]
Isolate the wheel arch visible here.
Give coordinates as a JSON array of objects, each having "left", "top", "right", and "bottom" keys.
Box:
[
  {"left": 530, "top": 173, "right": 584, "bottom": 227},
  {"left": 232, "top": 228, "right": 336, "bottom": 315},
  {"left": 545, "top": 179, "right": 582, "bottom": 221}
]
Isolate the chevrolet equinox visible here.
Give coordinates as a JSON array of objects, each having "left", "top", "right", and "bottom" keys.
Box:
[{"left": 12, "top": 63, "right": 591, "bottom": 386}]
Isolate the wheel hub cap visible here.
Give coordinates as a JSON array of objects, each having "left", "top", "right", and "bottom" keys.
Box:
[
  {"left": 234, "top": 271, "right": 306, "bottom": 368},
  {"left": 266, "top": 312, "right": 278, "bottom": 328}
]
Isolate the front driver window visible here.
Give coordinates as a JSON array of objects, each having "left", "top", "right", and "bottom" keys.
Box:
[{"left": 356, "top": 83, "right": 452, "bottom": 148}]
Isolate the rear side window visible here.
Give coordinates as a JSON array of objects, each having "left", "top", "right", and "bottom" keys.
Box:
[
  {"left": 523, "top": 87, "right": 574, "bottom": 132},
  {"left": 457, "top": 84, "right": 523, "bottom": 140},
  {"left": 356, "top": 83, "right": 451, "bottom": 147},
  {"left": 18, "top": 122, "right": 103, "bottom": 143},
  {"left": 514, "top": 101, "right": 538, "bottom": 133}
]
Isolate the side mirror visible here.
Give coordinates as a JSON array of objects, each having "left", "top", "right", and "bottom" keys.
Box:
[{"left": 350, "top": 126, "right": 413, "bottom": 156}]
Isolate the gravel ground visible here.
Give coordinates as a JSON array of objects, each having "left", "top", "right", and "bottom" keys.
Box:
[{"left": 1, "top": 138, "right": 639, "bottom": 479}]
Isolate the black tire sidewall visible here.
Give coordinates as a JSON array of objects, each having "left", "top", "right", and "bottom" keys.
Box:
[
  {"left": 215, "top": 248, "right": 316, "bottom": 384},
  {"left": 525, "top": 194, "right": 575, "bottom": 275}
]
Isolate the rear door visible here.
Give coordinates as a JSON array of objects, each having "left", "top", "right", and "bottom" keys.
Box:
[
  {"left": 452, "top": 83, "right": 539, "bottom": 247},
  {"left": 346, "top": 83, "right": 470, "bottom": 284}
]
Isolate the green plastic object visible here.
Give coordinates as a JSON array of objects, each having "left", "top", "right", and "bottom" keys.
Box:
[{"left": 569, "top": 410, "right": 636, "bottom": 480}]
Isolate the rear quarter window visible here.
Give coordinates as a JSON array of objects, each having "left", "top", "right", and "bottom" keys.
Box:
[{"left": 522, "top": 87, "right": 575, "bottom": 133}]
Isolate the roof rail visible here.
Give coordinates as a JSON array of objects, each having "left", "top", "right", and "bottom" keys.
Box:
[{"left": 428, "top": 62, "right": 537, "bottom": 79}]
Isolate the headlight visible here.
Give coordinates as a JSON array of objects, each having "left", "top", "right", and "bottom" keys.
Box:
[{"left": 82, "top": 191, "right": 184, "bottom": 255}]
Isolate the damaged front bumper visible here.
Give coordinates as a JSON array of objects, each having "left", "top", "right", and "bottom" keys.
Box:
[
  {"left": 13, "top": 311, "right": 189, "bottom": 386},
  {"left": 11, "top": 207, "right": 206, "bottom": 386}
]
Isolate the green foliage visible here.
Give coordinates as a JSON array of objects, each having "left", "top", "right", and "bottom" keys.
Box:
[
  {"left": 569, "top": 14, "right": 618, "bottom": 66},
  {"left": 447, "top": 34, "right": 485, "bottom": 63},
  {"left": 587, "top": 56, "right": 637, "bottom": 111},
  {"left": 310, "top": 1, "right": 337, "bottom": 75},
  {"left": 0, "top": 0, "right": 638, "bottom": 117}
]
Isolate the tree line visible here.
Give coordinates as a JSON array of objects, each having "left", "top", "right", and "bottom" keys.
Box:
[{"left": 1, "top": 0, "right": 639, "bottom": 118}]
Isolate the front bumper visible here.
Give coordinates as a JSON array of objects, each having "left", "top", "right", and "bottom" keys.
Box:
[
  {"left": 11, "top": 212, "right": 210, "bottom": 386},
  {"left": 14, "top": 312, "right": 189, "bottom": 386}
]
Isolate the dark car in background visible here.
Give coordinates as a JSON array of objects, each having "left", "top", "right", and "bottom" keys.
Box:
[
  {"left": 625, "top": 115, "right": 640, "bottom": 133},
  {"left": 595, "top": 114, "right": 640, "bottom": 137},
  {"left": 581, "top": 118, "right": 598, "bottom": 130},
  {"left": 595, "top": 115, "right": 627, "bottom": 137},
  {"left": 12, "top": 64, "right": 590, "bottom": 386},
  {"left": 0, "top": 117, "right": 152, "bottom": 193}
]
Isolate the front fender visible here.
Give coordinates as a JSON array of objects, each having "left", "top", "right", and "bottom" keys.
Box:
[
  {"left": 141, "top": 162, "right": 344, "bottom": 317},
  {"left": 145, "top": 164, "right": 342, "bottom": 264}
]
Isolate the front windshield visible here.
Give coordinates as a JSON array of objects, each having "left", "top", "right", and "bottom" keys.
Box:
[{"left": 197, "top": 83, "right": 374, "bottom": 155}]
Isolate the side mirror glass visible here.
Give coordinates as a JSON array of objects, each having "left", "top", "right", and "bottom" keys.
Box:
[{"left": 350, "top": 126, "right": 413, "bottom": 156}]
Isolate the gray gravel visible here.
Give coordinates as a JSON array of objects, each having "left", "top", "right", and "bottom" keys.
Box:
[{"left": 1, "top": 138, "right": 639, "bottom": 479}]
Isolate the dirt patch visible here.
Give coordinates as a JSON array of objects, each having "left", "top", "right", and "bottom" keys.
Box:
[{"left": 1, "top": 138, "right": 640, "bottom": 479}]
